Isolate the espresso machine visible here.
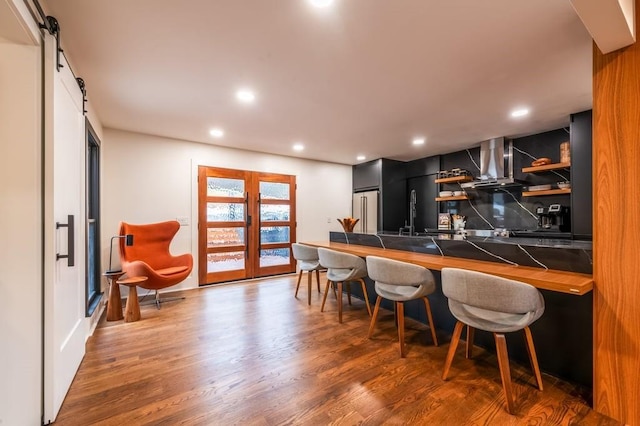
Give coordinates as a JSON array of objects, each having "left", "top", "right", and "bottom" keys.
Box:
[{"left": 536, "top": 204, "right": 570, "bottom": 232}]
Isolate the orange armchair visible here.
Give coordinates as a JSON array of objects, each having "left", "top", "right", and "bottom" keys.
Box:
[{"left": 118, "top": 220, "right": 193, "bottom": 308}]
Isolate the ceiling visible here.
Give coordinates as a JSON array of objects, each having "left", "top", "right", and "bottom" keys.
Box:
[{"left": 43, "top": 0, "right": 593, "bottom": 165}]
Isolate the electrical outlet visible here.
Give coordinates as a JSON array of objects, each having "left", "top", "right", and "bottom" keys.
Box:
[
  {"left": 177, "top": 216, "right": 189, "bottom": 226},
  {"left": 327, "top": 217, "right": 331, "bottom": 223}
]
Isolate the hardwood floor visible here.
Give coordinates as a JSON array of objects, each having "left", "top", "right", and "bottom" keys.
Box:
[{"left": 53, "top": 274, "right": 618, "bottom": 425}]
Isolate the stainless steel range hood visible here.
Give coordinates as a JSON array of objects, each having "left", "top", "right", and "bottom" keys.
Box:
[{"left": 461, "top": 137, "right": 520, "bottom": 188}]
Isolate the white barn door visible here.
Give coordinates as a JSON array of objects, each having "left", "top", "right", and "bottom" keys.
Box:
[{"left": 43, "top": 36, "right": 86, "bottom": 423}]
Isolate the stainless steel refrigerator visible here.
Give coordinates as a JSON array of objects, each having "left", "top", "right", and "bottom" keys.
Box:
[{"left": 352, "top": 190, "right": 379, "bottom": 234}]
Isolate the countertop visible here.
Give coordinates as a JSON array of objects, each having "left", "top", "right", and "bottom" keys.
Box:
[
  {"left": 304, "top": 240, "right": 593, "bottom": 296},
  {"left": 377, "top": 231, "right": 592, "bottom": 250}
]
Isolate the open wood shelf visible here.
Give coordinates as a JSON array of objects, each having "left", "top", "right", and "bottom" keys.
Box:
[
  {"left": 435, "top": 196, "right": 470, "bottom": 201},
  {"left": 434, "top": 175, "right": 473, "bottom": 184},
  {"left": 522, "top": 188, "right": 572, "bottom": 197},
  {"left": 522, "top": 162, "right": 571, "bottom": 173}
]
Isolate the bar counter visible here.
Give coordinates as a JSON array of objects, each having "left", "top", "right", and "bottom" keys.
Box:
[
  {"left": 304, "top": 241, "right": 593, "bottom": 295},
  {"left": 303, "top": 234, "right": 594, "bottom": 388}
]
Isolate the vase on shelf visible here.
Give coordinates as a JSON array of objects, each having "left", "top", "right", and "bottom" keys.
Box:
[{"left": 337, "top": 217, "right": 359, "bottom": 232}]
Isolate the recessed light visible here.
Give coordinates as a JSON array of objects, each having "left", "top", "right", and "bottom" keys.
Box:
[
  {"left": 511, "top": 108, "right": 529, "bottom": 118},
  {"left": 236, "top": 89, "right": 256, "bottom": 104},
  {"left": 293, "top": 143, "right": 304, "bottom": 152},
  {"left": 309, "top": 0, "right": 334, "bottom": 8},
  {"left": 209, "top": 128, "right": 224, "bottom": 138},
  {"left": 412, "top": 137, "right": 425, "bottom": 146},
  {"left": 356, "top": 155, "right": 366, "bottom": 161}
]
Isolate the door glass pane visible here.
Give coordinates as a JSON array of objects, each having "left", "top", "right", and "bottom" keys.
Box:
[
  {"left": 207, "top": 251, "right": 245, "bottom": 273},
  {"left": 207, "top": 203, "right": 244, "bottom": 222},
  {"left": 259, "top": 182, "right": 289, "bottom": 200},
  {"left": 207, "top": 227, "right": 244, "bottom": 247},
  {"left": 260, "top": 226, "right": 290, "bottom": 244},
  {"left": 260, "top": 248, "right": 290, "bottom": 267},
  {"left": 207, "top": 177, "right": 244, "bottom": 197},
  {"left": 87, "top": 221, "right": 98, "bottom": 301},
  {"left": 260, "top": 204, "right": 290, "bottom": 221}
]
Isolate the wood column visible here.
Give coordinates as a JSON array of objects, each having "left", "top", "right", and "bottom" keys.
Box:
[{"left": 593, "top": 1, "right": 640, "bottom": 423}]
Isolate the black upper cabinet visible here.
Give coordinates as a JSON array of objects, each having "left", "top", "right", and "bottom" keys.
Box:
[
  {"left": 353, "top": 160, "right": 381, "bottom": 191},
  {"left": 353, "top": 159, "right": 407, "bottom": 232},
  {"left": 405, "top": 156, "right": 440, "bottom": 178},
  {"left": 570, "top": 110, "right": 593, "bottom": 240}
]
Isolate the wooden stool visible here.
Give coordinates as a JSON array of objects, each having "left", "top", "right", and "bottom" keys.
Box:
[
  {"left": 117, "top": 276, "right": 148, "bottom": 322},
  {"left": 104, "top": 271, "right": 125, "bottom": 321}
]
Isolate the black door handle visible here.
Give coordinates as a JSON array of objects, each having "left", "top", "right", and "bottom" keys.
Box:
[{"left": 56, "top": 214, "right": 75, "bottom": 267}]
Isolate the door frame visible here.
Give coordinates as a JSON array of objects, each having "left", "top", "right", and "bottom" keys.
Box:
[
  {"left": 198, "top": 166, "right": 296, "bottom": 285},
  {"left": 85, "top": 120, "right": 102, "bottom": 316}
]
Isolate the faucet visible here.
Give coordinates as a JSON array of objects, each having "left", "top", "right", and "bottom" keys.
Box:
[
  {"left": 399, "top": 222, "right": 412, "bottom": 236},
  {"left": 398, "top": 190, "right": 418, "bottom": 236},
  {"left": 409, "top": 189, "right": 417, "bottom": 236}
]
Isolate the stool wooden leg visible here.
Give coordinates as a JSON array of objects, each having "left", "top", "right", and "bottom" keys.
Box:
[
  {"left": 294, "top": 270, "right": 303, "bottom": 298},
  {"left": 524, "top": 326, "right": 544, "bottom": 391},
  {"left": 320, "top": 279, "right": 331, "bottom": 312},
  {"left": 494, "top": 333, "right": 515, "bottom": 414},
  {"left": 397, "top": 302, "right": 406, "bottom": 357},
  {"left": 338, "top": 281, "right": 343, "bottom": 323},
  {"left": 315, "top": 269, "right": 321, "bottom": 293},
  {"left": 466, "top": 326, "right": 475, "bottom": 358},
  {"left": 368, "top": 296, "right": 382, "bottom": 338},
  {"left": 346, "top": 282, "right": 352, "bottom": 305},
  {"left": 106, "top": 279, "right": 123, "bottom": 321},
  {"left": 422, "top": 296, "right": 438, "bottom": 346},
  {"left": 124, "top": 286, "right": 141, "bottom": 322},
  {"left": 307, "top": 270, "right": 312, "bottom": 306},
  {"left": 359, "top": 278, "right": 372, "bottom": 316},
  {"left": 442, "top": 321, "right": 464, "bottom": 380}
]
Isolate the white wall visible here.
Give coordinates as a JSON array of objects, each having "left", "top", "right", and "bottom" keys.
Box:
[
  {"left": 0, "top": 39, "right": 43, "bottom": 426},
  {"left": 103, "top": 128, "right": 352, "bottom": 290}
]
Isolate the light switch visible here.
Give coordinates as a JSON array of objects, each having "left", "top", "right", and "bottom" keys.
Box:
[{"left": 177, "top": 216, "right": 189, "bottom": 226}]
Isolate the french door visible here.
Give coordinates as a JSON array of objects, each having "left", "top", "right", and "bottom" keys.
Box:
[{"left": 198, "top": 166, "right": 296, "bottom": 285}]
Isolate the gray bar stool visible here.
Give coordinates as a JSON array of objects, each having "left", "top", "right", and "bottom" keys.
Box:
[
  {"left": 441, "top": 267, "right": 545, "bottom": 414},
  {"left": 317, "top": 248, "right": 372, "bottom": 323},
  {"left": 365, "top": 256, "right": 438, "bottom": 357},
  {"left": 291, "top": 243, "right": 324, "bottom": 305}
]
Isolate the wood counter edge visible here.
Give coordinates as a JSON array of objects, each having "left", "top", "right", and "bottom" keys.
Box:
[{"left": 303, "top": 241, "right": 593, "bottom": 296}]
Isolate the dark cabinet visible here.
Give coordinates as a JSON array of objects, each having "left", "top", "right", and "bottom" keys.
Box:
[
  {"left": 353, "top": 160, "right": 381, "bottom": 191},
  {"left": 352, "top": 159, "right": 406, "bottom": 232},
  {"left": 406, "top": 155, "right": 440, "bottom": 231},
  {"left": 570, "top": 110, "right": 593, "bottom": 239},
  {"left": 407, "top": 176, "right": 439, "bottom": 230},
  {"left": 405, "top": 155, "right": 440, "bottom": 178}
]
